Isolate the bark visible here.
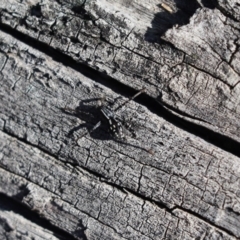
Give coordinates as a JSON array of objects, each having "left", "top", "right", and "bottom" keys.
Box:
[{"left": 0, "top": 0, "right": 240, "bottom": 239}]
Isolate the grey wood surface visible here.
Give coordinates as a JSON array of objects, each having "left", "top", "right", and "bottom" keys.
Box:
[{"left": 0, "top": 0, "right": 240, "bottom": 239}]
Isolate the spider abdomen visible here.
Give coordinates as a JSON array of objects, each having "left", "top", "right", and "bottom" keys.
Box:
[{"left": 101, "top": 106, "right": 124, "bottom": 138}]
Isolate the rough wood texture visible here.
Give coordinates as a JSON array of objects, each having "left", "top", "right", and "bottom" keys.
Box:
[
  {"left": 0, "top": 0, "right": 240, "bottom": 239},
  {"left": 0, "top": 132, "right": 237, "bottom": 240},
  {"left": 0, "top": 208, "right": 61, "bottom": 240},
  {"left": 1, "top": 0, "right": 240, "bottom": 143}
]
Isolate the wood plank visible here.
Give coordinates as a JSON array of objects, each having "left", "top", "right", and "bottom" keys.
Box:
[
  {"left": 0, "top": 208, "right": 62, "bottom": 240},
  {"left": 0, "top": 131, "right": 236, "bottom": 240},
  {"left": 0, "top": 30, "right": 240, "bottom": 237},
  {"left": 0, "top": 0, "right": 240, "bottom": 143}
]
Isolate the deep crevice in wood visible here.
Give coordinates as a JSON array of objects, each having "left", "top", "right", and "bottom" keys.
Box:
[
  {"left": 0, "top": 149, "right": 235, "bottom": 238},
  {"left": 1, "top": 127, "right": 239, "bottom": 238},
  {"left": 215, "top": 3, "right": 240, "bottom": 22},
  {"left": 172, "top": 206, "right": 237, "bottom": 238},
  {"left": 0, "top": 193, "right": 83, "bottom": 240},
  {"left": 0, "top": 22, "right": 240, "bottom": 160},
  {"left": 0, "top": 128, "right": 174, "bottom": 215}
]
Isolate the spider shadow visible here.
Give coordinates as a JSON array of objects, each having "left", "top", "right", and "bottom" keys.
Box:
[{"left": 62, "top": 98, "right": 112, "bottom": 141}]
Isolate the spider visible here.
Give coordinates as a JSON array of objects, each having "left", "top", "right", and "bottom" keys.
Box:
[{"left": 63, "top": 88, "right": 145, "bottom": 141}]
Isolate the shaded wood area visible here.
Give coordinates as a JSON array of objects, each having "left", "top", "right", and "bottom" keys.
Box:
[{"left": 0, "top": 0, "right": 240, "bottom": 239}]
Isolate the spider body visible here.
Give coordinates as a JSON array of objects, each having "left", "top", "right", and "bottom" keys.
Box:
[
  {"left": 64, "top": 88, "right": 145, "bottom": 140},
  {"left": 100, "top": 106, "right": 124, "bottom": 139},
  {"left": 63, "top": 88, "right": 154, "bottom": 154}
]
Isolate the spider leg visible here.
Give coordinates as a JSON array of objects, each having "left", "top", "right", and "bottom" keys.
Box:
[
  {"left": 61, "top": 107, "right": 77, "bottom": 114},
  {"left": 90, "top": 121, "right": 102, "bottom": 133},
  {"left": 114, "top": 88, "right": 145, "bottom": 112}
]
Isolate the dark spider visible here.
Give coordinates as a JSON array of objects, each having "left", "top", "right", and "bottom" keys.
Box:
[{"left": 64, "top": 88, "right": 145, "bottom": 141}]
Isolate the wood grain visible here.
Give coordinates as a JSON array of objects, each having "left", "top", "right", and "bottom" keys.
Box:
[
  {"left": 0, "top": 0, "right": 240, "bottom": 239},
  {"left": 1, "top": 0, "right": 240, "bottom": 142}
]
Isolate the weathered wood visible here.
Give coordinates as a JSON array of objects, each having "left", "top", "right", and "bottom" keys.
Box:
[
  {"left": 0, "top": 29, "right": 240, "bottom": 238},
  {"left": 0, "top": 0, "right": 240, "bottom": 239},
  {"left": 0, "top": 131, "right": 236, "bottom": 240},
  {"left": 1, "top": 0, "right": 240, "bottom": 143},
  {"left": 0, "top": 208, "right": 61, "bottom": 240}
]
